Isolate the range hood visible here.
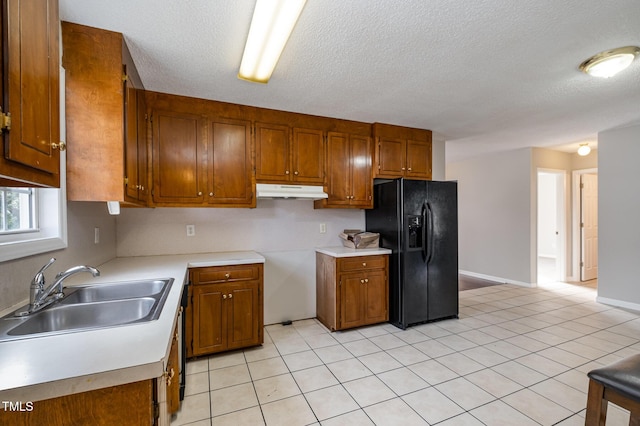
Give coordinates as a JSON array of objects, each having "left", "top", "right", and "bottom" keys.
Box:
[{"left": 256, "top": 183, "right": 328, "bottom": 200}]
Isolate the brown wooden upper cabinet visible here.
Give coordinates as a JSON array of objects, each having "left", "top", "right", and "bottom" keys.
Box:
[
  {"left": 0, "top": 0, "right": 60, "bottom": 187},
  {"left": 255, "top": 123, "right": 324, "bottom": 184},
  {"left": 373, "top": 123, "right": 432, "bottom": 180},
  {"left": 315, "top": 131, "right": 373, "bottom": 209},
  {"left": 151, "top": 109, "right": 206, "bottom": 206},
  {"left": 208, "top": 118, "right": 254, "bottom": 206},
  {"left": 62, "top": 22, "right": 147, "bottom": 204}
]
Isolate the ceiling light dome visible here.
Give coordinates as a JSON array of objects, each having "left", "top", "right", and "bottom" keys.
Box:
[
  {"left": 577, "top": 143, "right": 591, "bottom": 156},
  {"left": 579, "top": 46, "right": 640, "bottom": 78}
]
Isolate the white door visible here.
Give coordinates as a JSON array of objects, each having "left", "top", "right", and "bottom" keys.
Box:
[{"left": 581, "top": 174, "right": 598, "bottom": 281}]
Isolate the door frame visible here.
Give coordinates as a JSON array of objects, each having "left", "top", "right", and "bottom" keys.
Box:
[
  {"left": 536, "top": 168, "right": 568, "bottom": 284},
  {"left": 571, "top": 168, "right": 598, "bottom": 282}
]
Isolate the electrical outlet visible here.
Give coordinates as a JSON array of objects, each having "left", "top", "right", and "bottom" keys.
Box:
[
  {"left": 186, "top": 225, "right": 195, "bottom": 237},
  {"left": 94, "top": 227, "right": 100, "bottom": 244},
  {"left": 319, "top": 223, "right": 326, "bottom": 234}
]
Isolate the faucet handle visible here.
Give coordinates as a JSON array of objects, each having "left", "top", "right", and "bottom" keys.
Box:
[
  {"left": 37, "top": 258, "right": 56, "bottom": 274},
  {"left": 32, "top": 258, "right": 56, "bottom": 286}
]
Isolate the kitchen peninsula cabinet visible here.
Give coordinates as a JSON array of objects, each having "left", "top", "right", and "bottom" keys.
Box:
[
  {"left": 373, "top": 123, "right": 432, "bottom": 180},
  {"left": 315, "top": 132, "right": 373, "bottom": 209},
  {"left": 316, "top": 249, "right": 390, "bottom": 331},
  {"left": 0, "top": 0, "right": 60, "bottom": 187},
  {"left": 255, "top": 123, "right": 324, "bottom": 184},
  {"left": 62, "top": 22, "right": 147, "bottom": 204},
  {"left": 187, "top": 263, "right": 264, "bottom": 357}
]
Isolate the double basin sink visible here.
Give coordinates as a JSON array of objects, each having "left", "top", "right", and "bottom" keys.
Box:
[{"left": 0, "top": 278, "right": 174, "bottom": 342}]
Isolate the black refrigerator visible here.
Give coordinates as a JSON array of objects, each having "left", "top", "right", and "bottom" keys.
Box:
[{"left": 365, "top": 178, "right": 458, "bottom": 329}]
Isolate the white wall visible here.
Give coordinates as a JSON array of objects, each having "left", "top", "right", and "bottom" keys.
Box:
[
  {"left": 116, "top": 200, "right": 364, "bottom": 324},
  {"left": 597, "top": 122, "right": 640, "bottom": 310},
  {"left": 0, "top": 202, "right": 117, "bottom": 311},
  {"left": 447, "top": 148, "right": 533, "bottom": 285}
]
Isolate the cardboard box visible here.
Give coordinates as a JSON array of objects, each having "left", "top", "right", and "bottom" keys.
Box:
[{"left": 339, "top": 230, "right": 380, "bottom": 249}]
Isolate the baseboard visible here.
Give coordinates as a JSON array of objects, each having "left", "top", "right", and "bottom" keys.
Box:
[
  {"left": 459, "top": 270, "right": 535, "bottom": 288},
  {"left": 596, "top": 296, "right": 640, "bottom": 313}
]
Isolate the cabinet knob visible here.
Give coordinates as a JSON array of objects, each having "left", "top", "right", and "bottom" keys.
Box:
[
  {"left": 294, "top": 171, "right": 299, "bottom": 175},
  {"left": 223, "top": 294, "right": 227, "bottom": 299},
  {"left": 362, "top": 262, "right": 366, "bottom": 266},
  {"left": 285, "top": 170, "right": 290, "bottom": 175},
  {"left": 198, "top": 191, "right": 202, "bottom": 196},
  {"left": 401, "top": 167, "right": 405, "bottom": 170},
  {"left": 365, "top": 278, "right": 369, "bottom": 283},
  {"left": 228, "top": 293, "right": 233, "bottom": 299},
  {"left": 209, "top": 192, "right": 214, "bottom": 197},
  {"left": 51, "top": 141, "right": 67, "bottom": 151},
  {"left": 140, "top": 185, "right": 145, "bottom": 191},
  {"left": 225, "top": 273, "right": 230, "bottom": 279},
  {"left": 407, "top": 168, "right": 412, "bottom": 171}
]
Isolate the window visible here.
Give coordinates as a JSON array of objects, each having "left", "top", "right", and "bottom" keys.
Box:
[
  {"left": 0, "top": 186, "right": 67, "bottom": 262},
  {"left": 0, "top": 187, "right": 37, "bottom": 234}
]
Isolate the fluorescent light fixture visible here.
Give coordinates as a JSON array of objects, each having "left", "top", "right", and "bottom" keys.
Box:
[
  {"left": 577, "top": 143, "right": 591, "bottom": 156},
  {"left": 238, "top": 0, "right": 307, "bottom": 83},
  {"left": 579, "top": 46, "right": 640, "bottom": 78}
]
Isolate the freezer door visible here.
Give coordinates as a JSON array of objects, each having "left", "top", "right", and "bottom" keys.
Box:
[{"left": 425, "top": 181, "right": 459, "bottom": 320}]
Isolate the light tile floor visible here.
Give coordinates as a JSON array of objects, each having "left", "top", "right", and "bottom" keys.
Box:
[{"left": 172, "top": 280, "right": 640, "bottom": 425}]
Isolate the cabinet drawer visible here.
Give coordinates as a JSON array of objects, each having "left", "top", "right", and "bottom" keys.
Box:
[
  {"left": 338, "top": 255, "right": 387, "bottom": 272},
  {"left": 192, "top": 264, "right": 261, "bottom": 284}
]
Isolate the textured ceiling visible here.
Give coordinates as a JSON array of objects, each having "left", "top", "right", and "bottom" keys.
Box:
[{"left": 59, "top": 0, "right": 640, "bottom": 162}]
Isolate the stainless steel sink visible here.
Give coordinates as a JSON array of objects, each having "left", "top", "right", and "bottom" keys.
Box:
[
  {"left": 60, "top": 279, "right": 170, "bottom": 304},
  {"left": 8, "top": 298, "right": 158, "bottom": 336},
  {"left": 0, "top": 278, "right": 174, "bottom": 341}
]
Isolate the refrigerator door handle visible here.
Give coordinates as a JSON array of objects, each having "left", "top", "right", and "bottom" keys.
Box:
[
  {"left": 421, "top": 202, "right": 428, "bottom": 263},
  {"left": 426, "top": 202, "right": 434, "bottom": 264}
]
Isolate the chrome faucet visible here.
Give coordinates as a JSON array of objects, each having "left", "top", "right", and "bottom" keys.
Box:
[{"left": 18, "top": 258, "right": 100, "bottom": 316}]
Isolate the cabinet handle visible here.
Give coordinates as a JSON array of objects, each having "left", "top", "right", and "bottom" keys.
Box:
[
  {"left": 228, "top": 293, "right": 233, "bottom": 299},
  {"left": 165, "top": 367, "right": 175, "bottom": 386},
  {"left": 225, "top": 273, "right": 230, "bottom": 279},
  {"left": 140, "top": 185, "right": 145, "bottom": 191},
  {"left": 285, "top": 170, "right": 290, "bottom": 175},
  {"left": 51, "top": 142, "right": 67, "bottom": 151}
]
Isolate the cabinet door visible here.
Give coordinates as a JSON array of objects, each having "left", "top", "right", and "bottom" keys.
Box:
[
  {"left": 339, "top": 273, "right": 365, "bottom": 329},
  {"left": 226, "top": 281, "right": 261, "bottom": 350},
  {"left": 192, "top": 283, "right": 226, "bottom": 356},
  {"left": 2, "top": 0, "right": 60, "bottom": 177},
  {"left": 349, "top": 134, "right": 373, "bottom": 208},
  {"left": 325, "top": 132, "right": 351, "bottom": 206},
  {"left": 124, "top": 84, "right": 141, "bottom": 201},
  {"left": 363, "top": 270, "right": 388, "bottom": 324},
  {"left": 152, "top": 111, "right": 206, "bottom": 205},
  {"left": 255, "top": 122, "right": 290, "bottom": 182},
  {"left": 167, "top": 323, "right": 180, "bottom": 415},
  {"left": 375, "top": 137, "right": 405, "bottom": 178},
  {"left": 209, "top": 118, "right": 254, "bottom": 206},
  {"left": 292, "top": 127, "right": 324, "bottom": 184},
  {"left": 405, "top": 139, "right": 432, "bottom": 179}
]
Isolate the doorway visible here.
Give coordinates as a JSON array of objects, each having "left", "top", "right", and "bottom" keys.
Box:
[
  {"left": 580, "top": 173, "right": 598, "bottom": 281},
  {"left": 537, "top": 170, "right": 567, "bottom": 284}
]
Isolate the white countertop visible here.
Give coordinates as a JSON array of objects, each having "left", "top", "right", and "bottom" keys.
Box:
[
  {"left": 315, "top": 246, "right": 392, "bottom": 258},
  {"left": 0, "top": 251, "right": 264, "bottom": 401}
]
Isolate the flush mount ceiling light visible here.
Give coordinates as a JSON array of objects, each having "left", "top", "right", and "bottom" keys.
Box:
[
  {"left": 238, "top": 0, "right": 307, "bottom": 84},
  {"left": 579, "top": 46, "right": 640, "bottom": 78},
  {"left": 577, "top": 143, "right": 591, "bottom": 156}
]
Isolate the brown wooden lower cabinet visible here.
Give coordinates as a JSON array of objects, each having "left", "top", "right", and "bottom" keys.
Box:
[
  {"left": 0, "top": 380, "right": 154, "bottom": 426},
  {"left": 186, "top": 263, "right": 264, "bottom": 357},
  {"left": 316, "top": 252, "right": 389, "bottom": 331}
]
